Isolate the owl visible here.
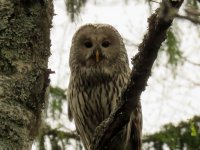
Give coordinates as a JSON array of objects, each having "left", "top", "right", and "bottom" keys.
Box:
[{"left": 67, "top": 24, "right": 142, "bottom": 150}]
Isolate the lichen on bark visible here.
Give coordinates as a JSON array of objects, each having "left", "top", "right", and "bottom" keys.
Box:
[{"left": 0, "top": 0, "right": 53, "bottom": 149}]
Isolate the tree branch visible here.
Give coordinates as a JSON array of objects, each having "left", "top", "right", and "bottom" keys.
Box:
[
  {"left": 40, "top": 124, "right": 80, "bottom": 141},
  {"left": 182, "top": 56, "right": 200, "bottom": 67},
  {"left": 175, "top": 14, "right": 200, "bottom": 24},
  {"left": 90, "top": 0, "right": 184, "bottom": 150},
  {"left": 46, "top": 128, "right": 80, "bottom": 141}
]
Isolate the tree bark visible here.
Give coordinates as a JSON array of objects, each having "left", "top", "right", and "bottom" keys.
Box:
[{"left": 0, "top": 0, "right": 53, "bottom": 149}]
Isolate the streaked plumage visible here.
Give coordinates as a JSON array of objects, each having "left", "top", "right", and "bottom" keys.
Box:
[{"left": 68, "top": 24, "right": 142, "bottom": 150}]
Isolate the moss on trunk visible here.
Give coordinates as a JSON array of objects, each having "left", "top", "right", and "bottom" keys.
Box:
[{"left": 0, "top": 0, "right": 53, "bottom": 149}]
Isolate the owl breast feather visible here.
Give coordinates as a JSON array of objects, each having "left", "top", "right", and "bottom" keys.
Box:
[{"left": 68, "top": 71, "right": 129, "bottom": 149}]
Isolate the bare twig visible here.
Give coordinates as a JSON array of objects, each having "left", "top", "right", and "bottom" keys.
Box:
[
  {"left": 46, "top": 129, "right": 80, "bottom": 141},
  {"left": 175, "top": 14, "right": 200, "bottom": 24},
  {"left": 182, "top": 56, "right": 200, "bottom": 66},
  {"left": 40, "top": 124, "right": 80, "bottom": 141},
  {"left": 185, "top": 8, "right": 200, "bottom": 16},
  {"left": 149, "top": 0, "right": 160, "bottom": 4},
  {"left": 179, "top": 75, "right": 200, "bottom": 87}
]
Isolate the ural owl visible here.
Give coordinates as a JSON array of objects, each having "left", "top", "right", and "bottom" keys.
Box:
[{"left": 68, "top": 24, "right": 142, "bottom": 150}]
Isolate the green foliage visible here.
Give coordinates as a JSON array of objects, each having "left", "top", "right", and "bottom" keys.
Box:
[
  {"left": 143, "top": 116, "right": 200, "bottom": 150},
  {"left": 190, "top": 122, "right": 197, "bottom": 136},
  {"left": 65, "top": 0, "right": 87, "bottom": 21},
  {"left": 166, "top": 29, "right": 182, "bottom": 67},
  {"left": 49, "top": 86, "right": 66, "bottom": 119},
  {"left": 36, "top": 87, "right": 82, "bottom": 150},
  {"left": 159, "top": 28, "right": 183, "bottom": 75}
]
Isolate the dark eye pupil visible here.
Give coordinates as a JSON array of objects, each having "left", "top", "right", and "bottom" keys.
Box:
[
  {"left": 84, "top": 41, "right": 93, "bottom": 48},
  {"left": 102, "top": 41, "right": 110, "bottom": 48}
]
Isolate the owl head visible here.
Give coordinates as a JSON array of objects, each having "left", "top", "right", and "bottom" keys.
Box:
[{"left": 69, "top": 24, "right": 129, "bottom": 77}]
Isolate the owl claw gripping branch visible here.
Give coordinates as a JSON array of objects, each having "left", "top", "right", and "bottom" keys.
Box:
[{"left": 67, "top": 24, "right": 142, "bottom": 150}]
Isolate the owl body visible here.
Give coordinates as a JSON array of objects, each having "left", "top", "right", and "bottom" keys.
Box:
[{"left": 68, "top": 24, "right": 142, "bottom": 150}]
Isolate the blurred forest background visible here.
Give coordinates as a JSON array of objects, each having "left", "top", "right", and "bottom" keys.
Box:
[{"left": 33, "top": 0, "right": 200, "bottom": 149}]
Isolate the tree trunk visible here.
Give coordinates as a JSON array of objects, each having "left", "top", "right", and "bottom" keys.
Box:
[{"left": 0, "top": 0, "right": 53, "bottom": 149}]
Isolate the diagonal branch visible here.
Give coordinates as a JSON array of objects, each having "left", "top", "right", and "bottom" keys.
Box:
[
  {"left": 175, "top": 14, "right": 200, "bottom": 24},
  {"left": 91, "top": 0, "right": 184, "bottom": 150}
]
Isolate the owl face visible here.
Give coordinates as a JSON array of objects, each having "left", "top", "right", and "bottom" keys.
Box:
[{"left": 70, "top": 24, "right": 129, "bottom": 75}]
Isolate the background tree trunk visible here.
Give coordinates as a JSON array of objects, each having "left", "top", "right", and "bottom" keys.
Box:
[{"left": 0, "top": 0, "right": 53, "bottom": 149}]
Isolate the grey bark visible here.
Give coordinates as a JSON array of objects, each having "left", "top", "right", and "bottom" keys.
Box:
[{"left": 0, "top": 0, "right": 53, "bottom": 149}]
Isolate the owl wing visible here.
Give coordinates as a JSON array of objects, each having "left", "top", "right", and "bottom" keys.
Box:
[
  {"left": 68, "top": 101, "right": 73, "bottom": 121},
  {"left": 67, "top": 79, "right": 73, "bottom": 121},
  {"left": 67, "top": 79, "right": 91, "bottom": 149},
  {"left": 125, "top": 101, "right": 142, "bottom": 150}
]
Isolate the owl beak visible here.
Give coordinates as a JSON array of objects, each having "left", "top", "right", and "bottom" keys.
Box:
[{"left": 95, "top": 50, "right": 100, "bottom": 62}]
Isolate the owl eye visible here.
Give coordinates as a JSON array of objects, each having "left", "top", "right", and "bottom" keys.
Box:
[
  {"left": 84, "top": 40, "right": 93, "bottom": 48},
  {"left": 102, "top": 40, "right": 110, "bottom": 48}
]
